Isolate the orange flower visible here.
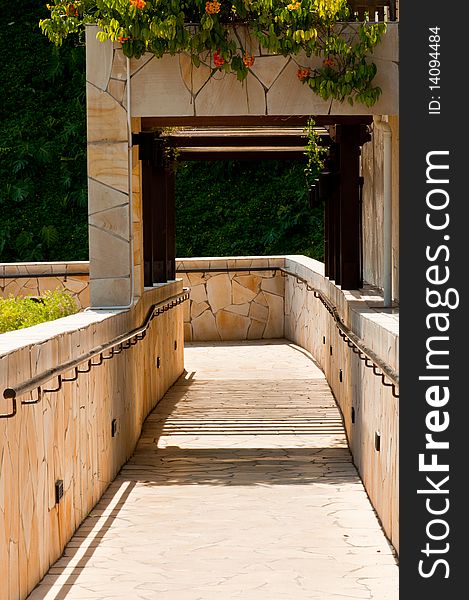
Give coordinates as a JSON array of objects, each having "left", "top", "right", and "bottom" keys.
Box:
[
  {"left": 323, "top": 57, "right": 335, "bottom": 67},
  {"left": 213, "top": 50, "right": 225, "bottom": 68},
  {"left": 287, "top": 2, "right": 301, "bottom": 10},
  {"left": 297, "top": 67, "right": 311, "bottom": 81},
  {"left": 206, "top": 0, "right": 221, "bottom": 14},
  {"left": 65, "top": 3, "right": 79, "bottom": 17},
  {"left": 118, "top": 36, "right": 130, "bottom": 43},
  {"left": 243, "top": 53, "right": 255, "bottom": 68},
  {"left": 130, "top": 0, "right": 146, "bottom": 9}
]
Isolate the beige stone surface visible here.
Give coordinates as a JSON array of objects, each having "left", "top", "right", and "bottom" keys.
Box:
[
  {"left": 190, "top": 300, "right": 209, "bottom": 319},
  {"left": 195, "top": 71, "right": 266, "bottom": 116},
  {"left": 249, "top": 300, "right": 269, "bottom": 323},
  {"left": 88, "top": 226, "right": 130, "bottom": 280},
  {"left": 107, "top": 78, "right": 126, "bottom": 105},
  {"left": 233, "top": 274, "right": 261, "bottom": 294},
  {"left": 187, "top": 272, "right": 206, "bottom": 286},
  {"left": 89, "top": 277, "right": 131, "bottom": 307},
  {"left": 250, "top": 54, "right": 289, "bottom": 89},
  {"left": 130, "top": 53, "right": 154, "bottom": 76},
  {"left": 260, "top": 273, "right": 284, "bottom": 295},
  {"left": 191, "top": 309, "right": 220, "bottom": 341},
  {"left": 189, "top": 283, "right": 207, "bottom": 304},
  {"left": 131, "top": 54, "right": 193, "bottom": 117},
  {"left": 267, "top": 58, "right": 333, "bottom": 115},
  {"left": 85, "top": 26, "right": 113, "bottom": 91},
  {"left": 87, "top": 83, "right": 128, "bottom": 143},
  {"left": 247, "top": 318, "right": 266, "bottom": 339},
  {"left": 232, "top": 279, "right": 257, "bottom": 304},
  {"left": 110, "top": 48, "right": 127, "bottom": 81},
  {"left": 88, "top": 179, "right": 128, "bottom": 216},
  {"left": 25, "top": 341, "right": 398, "bottom": 600},
  {"left": 263, "top": 291, "right": 285, "bottom": 338},
  {"left": 87, "top": 143, "right": 129, "bottom": 194},
  {"left": 179, "top": 52, "right": 212, "bottom": 96},
  {"left": 89, "top": 204, "right": 130, "bottom": 241},
  {"left": 205, "top": 273, "right": 231, "bottom": 312},
  {"left": 215, "top": 309, "right": 250, "bottom": 340},
  {"left": 224, "top": 303, "right": 250, "bottom": 317}
]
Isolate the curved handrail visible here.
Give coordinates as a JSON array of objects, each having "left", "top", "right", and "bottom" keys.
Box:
[
  {"left": 281, "top": 269, "right": 399, "bottom": 396},
  {"left": 1, "top": 289, "right": 189, "bottom": 418}
]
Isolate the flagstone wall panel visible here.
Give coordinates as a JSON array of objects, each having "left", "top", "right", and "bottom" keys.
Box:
[{"left": 0, "top": 282, "right": 184, "bottom": 600}]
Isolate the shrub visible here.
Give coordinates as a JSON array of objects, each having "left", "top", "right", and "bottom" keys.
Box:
[{"left": 0, "top": 288, "right": 79, "bottom": 334}]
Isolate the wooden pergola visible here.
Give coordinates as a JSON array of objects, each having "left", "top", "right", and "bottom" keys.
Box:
[{"left": 133, "top": 115, "right": 372, "bottom": 291}]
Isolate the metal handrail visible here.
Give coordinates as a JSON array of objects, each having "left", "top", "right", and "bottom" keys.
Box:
[
  {"left": 0, "top": 272, "right": 89, "bottom": 279},
  {"left": 178, "top": 263, "right": 398, "bottom": 395},
  {"left": 280, "top": 269, "right": 399, "bottom": 397},
  {"left": 1, "top": 289, "right": 189, "bottom": 419}
]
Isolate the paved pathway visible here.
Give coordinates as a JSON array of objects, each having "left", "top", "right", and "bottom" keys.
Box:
[{"left": 27, "top": 340, "right": 398, "bottom": 600}]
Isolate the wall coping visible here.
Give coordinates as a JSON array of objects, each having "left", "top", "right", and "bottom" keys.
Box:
[{"left": 0, "top": 281, "right": 181, "bottom": 359}]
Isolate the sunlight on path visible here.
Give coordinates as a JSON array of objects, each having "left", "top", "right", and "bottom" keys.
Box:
[{"left": 27, "top": 340, "right": 398, "bottom": 600}]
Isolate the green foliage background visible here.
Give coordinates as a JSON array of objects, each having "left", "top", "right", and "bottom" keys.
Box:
[
  {"left": 176, "top": 160, "right": 323, "bottom": 260},
  {"left": 0, "top": 2, "right": 323, "bottom": 264},
  {"left": 0, "top": 1, "right": 88, "bottom": 262}
]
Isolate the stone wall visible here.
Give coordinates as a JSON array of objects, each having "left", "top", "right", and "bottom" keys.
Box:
[
  {"left": 361, "top": 115, "right": 399, "bottom": 301},
  {"left": 0, "top": 262, "right": 90, "bottom": 309},
  {"left": 283, "top": 255, "right": 399, "bottom": 553},
  {"left": 178, "top": 257, "right": 284, "bottom": 341},
  {"left": 0, "top": 281, "right": 185, "bottom": 600},
  {"left": 85, "top": 23, "right": 398, "bottom": 308},
  {"left": 127, "top": 24, "right": 398, "bottom": 117}
]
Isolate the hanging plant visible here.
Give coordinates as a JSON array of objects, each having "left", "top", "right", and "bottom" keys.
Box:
[{"left": 40, "top": 1, "right": 387, "bottom": 107}]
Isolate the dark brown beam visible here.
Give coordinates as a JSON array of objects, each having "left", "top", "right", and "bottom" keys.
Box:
[
  {"left": 178, "top": 149, "right": 307, "bottom": 161},
  {"left": 142, "top": 115, "right": 373, "bottom": 130},
  {"left": 167, "top": 135, "right": 310, "bottom": 147}
]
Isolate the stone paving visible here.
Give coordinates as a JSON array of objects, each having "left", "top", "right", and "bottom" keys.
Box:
[{"left": 27, "top": 340, "right": 398, "bottom": 600}]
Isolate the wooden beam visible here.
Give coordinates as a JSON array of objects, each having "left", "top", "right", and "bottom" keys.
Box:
[
  {"left": 141, "top": 115, "right": 373, "bottom": 129},
  {"left": 177, "top": 148, "right": 307, "bottom": 161}
]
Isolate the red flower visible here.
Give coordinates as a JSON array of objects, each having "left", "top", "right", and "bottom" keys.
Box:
[
  {"left": 118, "top": 36, "right": 130, "bottom": 43},
  {"left": 297, "top": 67, "right": 311, "bottom": 81},
  {"left": 243, "top": 53, "right": 255, "bottom": 68},
  {"left": 323, "top": 57, "right": 335, "bottom": 67},
  {"left": 213, "top": 50, "right": 225, "bottom": 68}
]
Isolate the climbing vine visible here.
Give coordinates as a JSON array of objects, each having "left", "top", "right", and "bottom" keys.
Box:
[
  {"left": 303, "top": 116, "right": 328, "bottom": 186},
  {"left": 40, "top": 1, "right": 386, "bottom": 107}
]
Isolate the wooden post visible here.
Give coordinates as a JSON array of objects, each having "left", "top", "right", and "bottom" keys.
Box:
[
  {"left": 139, "top": 133, "right": 175, "bottom": 285},
  {"left": 152, "top": 163, "right": 168, "bottom": 283},
  {"left": 165, "top": 167, "right": 176, "bottom": 281},
  {"left": 337, "top": 124, "right": 362, "bottom": 290},
  {"left": 142, "top": 159, "right": 155, "bottom": 287}
]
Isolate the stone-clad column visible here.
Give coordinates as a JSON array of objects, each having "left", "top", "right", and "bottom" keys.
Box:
[{"left": 86, "top": 26, "right": 134, "bottom": 307}]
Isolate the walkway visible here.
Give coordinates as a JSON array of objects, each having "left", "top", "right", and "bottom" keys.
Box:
[{"left": 27, "top": 340, "right": 398, "bottom": 600}]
